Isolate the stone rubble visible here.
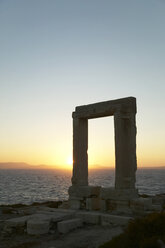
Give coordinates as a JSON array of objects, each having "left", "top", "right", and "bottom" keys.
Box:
[
  {"left": 2, "top": 197, "right": 163, "bottom": 237},
  {"left": 57, "top": 218, "right": 83, "bottom": 234}
]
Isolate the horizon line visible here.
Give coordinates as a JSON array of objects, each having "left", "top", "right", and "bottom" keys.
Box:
[{"left": 0, "top": 162, "right": 164, "bottom": 170}]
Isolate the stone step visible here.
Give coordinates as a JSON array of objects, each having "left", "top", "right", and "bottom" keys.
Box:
[
  {"left": 57, "top": 218, "right": 83, "bottom": 234},
  {"left": 75, "top": 211, "right": 100, "bottom": 225},
  {"left": 101, "top": 214, "right": 132, "bottom": 227},
  {"left": 4, "top": 216, "right": 29, "bottom": 228},
  {"left": 35, "top": 211, "right": 75, "bottom": 222},
  {"left": 4, "top": 216, "right": 29, "bottom": 234},
  {"left": 27, "top": 217, "right": 51, "bottom": 235}
]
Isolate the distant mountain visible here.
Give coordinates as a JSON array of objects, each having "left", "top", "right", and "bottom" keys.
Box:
[
  {"left": 0, "top": 162, "right": 57, "bottom": 169},
  {"left": 0, "top": 162, "right": 164, "bottom": 170}
]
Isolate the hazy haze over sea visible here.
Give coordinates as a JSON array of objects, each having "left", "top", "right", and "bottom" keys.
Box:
[{"left": 0, "top": 168, "right": 165, "bottom": 205}]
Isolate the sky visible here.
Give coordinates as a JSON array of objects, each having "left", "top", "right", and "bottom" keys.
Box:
[{"left": 0, "top": 0, "right": 165, "bottom": 169}]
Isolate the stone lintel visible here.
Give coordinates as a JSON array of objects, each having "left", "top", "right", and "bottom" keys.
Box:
[{"left": 72, "top": 97, "right": 136, "bottom": 119}]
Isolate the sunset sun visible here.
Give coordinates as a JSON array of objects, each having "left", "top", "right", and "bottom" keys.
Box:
[{"left": 67, "top": 156, "right": 73, "bottom": 166}]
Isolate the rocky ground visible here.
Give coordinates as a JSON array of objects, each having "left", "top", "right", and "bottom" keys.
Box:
[
  {"left": 0, "top": 201, "right": 124, "bottom": 248},
  {"left": 1, "top": 224, "right": 122, "bottom": 248},
  {"left": 0, "top": 194, "right": 164, "bottom": 248}
]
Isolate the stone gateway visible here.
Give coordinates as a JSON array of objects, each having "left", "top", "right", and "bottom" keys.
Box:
[{"left": 69, "top": 97, "right": 139, "bottom": 211}]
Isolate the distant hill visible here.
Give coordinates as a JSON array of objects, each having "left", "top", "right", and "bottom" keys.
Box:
[
  {"left": 0, "top": 162, "right": 164, "bottom": 170},
  {"left": 0, "top": 162, "right": 57, "bottom": 170}
]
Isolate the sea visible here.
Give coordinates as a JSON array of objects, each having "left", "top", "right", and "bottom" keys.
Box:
[{"left": 0, "top": 168, "right": 165, "bottom": 205}]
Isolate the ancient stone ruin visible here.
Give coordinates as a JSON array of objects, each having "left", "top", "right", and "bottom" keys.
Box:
[
  {"left": 1, "top": 97, "right": 163, "bottom": 244},
  {"left": 69, "top": 97, "right": 139, "bottom": 212}
]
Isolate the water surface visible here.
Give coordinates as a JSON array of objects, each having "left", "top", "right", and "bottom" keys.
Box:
[{"left": 0, "top": 168, "right": 164, "bottom": 205}]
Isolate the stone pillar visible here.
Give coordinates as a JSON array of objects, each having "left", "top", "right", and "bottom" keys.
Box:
[
  {"left": 114, "top": 112, "right": 137, "bottom": 189},
  {"left": 72, "top": 117, "right": 88, "bottom": 186}
]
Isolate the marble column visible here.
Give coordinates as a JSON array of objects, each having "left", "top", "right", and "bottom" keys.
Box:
[
  {"left": 72, "top": 117, "right": 88, "bottom": 186},
  {"left": 114, "top": 112, "right": 137, "bottom": 189}
]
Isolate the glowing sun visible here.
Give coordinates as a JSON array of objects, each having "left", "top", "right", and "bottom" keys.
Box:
[{"left": 67, "top": 156, "right": 73, "bottom": 166}]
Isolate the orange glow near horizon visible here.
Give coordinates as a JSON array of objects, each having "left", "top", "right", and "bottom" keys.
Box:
[
  {"left": 0, "top": 141, "right": 165, "bottom": 170},
  {"left": 0, "top": 142, "right": 165, "bottom": 170},
  {"left": 0, "top": 113, "right": 165, "bottom": 170}
]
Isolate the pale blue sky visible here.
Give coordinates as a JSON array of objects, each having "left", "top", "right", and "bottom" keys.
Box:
[{"left": 0, "top": 0, "right": 165, "bottom": 167}]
